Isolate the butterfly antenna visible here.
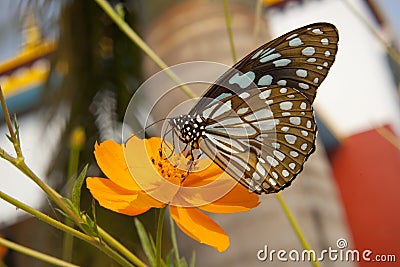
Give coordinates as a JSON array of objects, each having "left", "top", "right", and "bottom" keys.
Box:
[{"left": 124, "top": 117, "right": 170, "bottom": 145}]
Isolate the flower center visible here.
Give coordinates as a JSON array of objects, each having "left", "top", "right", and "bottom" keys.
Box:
[{"left": 150, "top": 148, "right": 188, "bottom": 185}]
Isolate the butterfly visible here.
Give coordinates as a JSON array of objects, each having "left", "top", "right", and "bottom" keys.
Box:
[{"left": 167, "top": 23, "right": 338, "bottom": 194}]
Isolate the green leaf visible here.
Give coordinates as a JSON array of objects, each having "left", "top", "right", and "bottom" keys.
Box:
[
  {"left": 164, "top": 249, "right": 174, "bottom": 267},
  {"left": 13, "top": 114, "right": 20, "bottom": 143},
  {"left": 72, "top": 164, "right": 88, "bottom": 211},
  {"left": 6, "top": 134, "right": 12, "bottom": 143},
  {"left": 179, "top": 258, "right": 188, "bottom": 267},
  {"left": 189, "top": 251, "right": 196, "bottom": 267},
  {"left": 148, "top": 231, "right": 156, "bottom": 255},
  {"left": 114, "top": 3, "right": 125, "bottom": 19},
  {"left": 81, "top": 215, "right": 99, "bottom": 237},
  {"left": 60, "top": 197, "right": 79, "bottom": 217},
  {"left": 134, "top": 218, "right": 156, "bottom": 267}
]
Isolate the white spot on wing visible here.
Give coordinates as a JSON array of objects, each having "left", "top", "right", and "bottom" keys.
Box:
[
  {"left": 259, "top": 89, "right": 271, "bottom": 99},
  {"left": 289, "top": 163, "right": 296, "bottom": 170},
  {"left": 260, "top": 53, "right": 281, "bottom": 63},
  {"left": 282, "top": 169, "right": 289, "bottom": 177},
  {"left": 205, "top": 133, "right": 245, "bottom": 153},
  {"left": 244, "top": 108, "right": 273, "bottom": 121},
  {"left": 228, "top": 71, "right": 256, "bottom": 89},
  {"left": 286, "top": 33, "right": 298, "bottom": 40},
  {"left": 279, "top": 101, "right": 293, "bottom": 110},
  {"left": 325, "top": 50, "right": 331, "bottom": 57},
  {"left": 289, "top": 37, "right": 303, "bottom": 47},
  {"left": 266, "top": 156, "right": 279, "bottom": 167},
  {"left": 302, "top": 47, "right": 315, "bottom": 56},
  {"left": 252, "top": 172, "right": 261, "bottom": 181},
  {"left": 301, "top": 130, "right": 309, "bottom": 137},
  {"left": 202, "top": 103, "right": 218, "bottom": 118},
  {"left": 321, "top": 38, "right": 329, "bottom": 45},
  {"left": 252, "top": 119, "right": 279, "bottom": 131},
  {"left": 251, "top": 49, "right": 264, "bottom": 59},
  {"left": 212, "top": 100, "right": 232, "bottom": 118},
  {"left": 237, "top": 107, "right": 248, "bottom": 114},
  {"left": 296, "top": 69, "right": 308, "bottom": 78},
  {"left": 256, "top": 162, "right": 266, "bottom": 176},
  {"left": 273, "top": 150, "right": 285, "bottom": 161},
  {"left": 239, "top": 92, "right": 250, "bottom": 99},
  {"left": 285, "top": 134, "right": 297, "bottom": 144},
  {"left": 258, "top": 75, "right": 273, "bottom": 86},
  {"left": 299, "top": 83, "right": 310, "bottom": 89},
  {"left": 312, "top": 28, "right": 323, "bottom": 34},
  {"left": 301, "top": 143, "right": 308, "bottom": 150},
  {"left": 271, "top": 142, "right": 280, "bottom": 149},
  {"left": 277, "top": 80, "right": 287, "bottom": 86},
  {"left": 289, "top": 117, "right": 301, "bottom": 125},
  {"left": 273, "top": 58, "right": 291, "bottom": 67}
]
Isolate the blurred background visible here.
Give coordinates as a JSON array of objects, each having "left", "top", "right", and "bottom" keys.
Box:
[{"left": 0, "top": 0, "right": 399, "bottom": 266}]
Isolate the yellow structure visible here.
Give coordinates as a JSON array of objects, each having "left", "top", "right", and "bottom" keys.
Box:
[{"left": 0, "top": 13, "right": 56, "bottom": 103}]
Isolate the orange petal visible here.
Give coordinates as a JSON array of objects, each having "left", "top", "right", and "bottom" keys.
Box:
[
  {"left": 183, "top": 158, "right": 224, "bottom": 187},
  {"left": 125, "top": 137, "right": 180, "bottom": 203},
  {"left": 86, "top": 177, "right": 148, "bottom": 216},
  {"left": 198, "top": 182, "right": 260, "bottom": 214},
  {"left": 125, "top": 137, "right": 166, "bottom": 190},
  {"left": 94, "top": 140, "right": 141, "bottom": 190},
  {"left": 170, "top": 204, "right": 230, "bottom": 252},
  {"left": 177, "top": 171, "right": 239, "bottom": 208}
]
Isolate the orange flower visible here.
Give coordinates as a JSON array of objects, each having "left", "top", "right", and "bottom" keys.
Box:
[{"left": 86, "top": 136, "right": 259, "bottom": 252}]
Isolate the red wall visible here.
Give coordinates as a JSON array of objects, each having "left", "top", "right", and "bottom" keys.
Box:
[{"left": 331, "top": 126, "right": 400, "bottom": 266}]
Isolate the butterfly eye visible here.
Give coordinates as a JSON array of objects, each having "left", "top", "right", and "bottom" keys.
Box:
[{"left": 168, "top": 23, "right": 338, "bottom": 194}]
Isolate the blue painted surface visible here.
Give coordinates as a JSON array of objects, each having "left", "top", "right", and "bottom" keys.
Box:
[
  {"left": 0, "top": 86, "right": 42, "bottom": 119},
  {"left": 315, "top": 114, "right": 340, "bottom": 153}
]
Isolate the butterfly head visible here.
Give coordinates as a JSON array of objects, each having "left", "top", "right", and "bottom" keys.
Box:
[{"left": 169, "top": 114, "right": 206, "bottom": 149}]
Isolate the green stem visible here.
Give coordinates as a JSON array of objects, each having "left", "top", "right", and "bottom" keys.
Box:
[
  {"left": 0, "top": 86, "right": 22, "bottom": 158},
  {"left": 156, "top": 207, "right": 167, "bottom": 267},
  {"left": 253, "top": 0, "right": 263, "bottom": 46},
  {"left": 94, "top": 0, "right": 197, "bottom": 99},
  {"left": 0, "top": 88, "right": 81, "bottom": 226},
  {"left": 0, "top": 237, "right": 79, "bottom": 267},
  {"left": 62, "top": 129, "right": 83, "bottom": 262},
  {"left": 275, "top": 193, "right": 320, "bottom": 267},
  {"left": 0, "top": 191, "right": 136, "bottom": 267},
  {"left": 222, "top": 0, "right": 237, "bottom": 64},
  {"left": 0, "top": 191, "right": 93, "bottom": 244},
  {"left": 97, "top": 227, "right": 147, "bottom": 267},
  {"left": 1, "top": 89, "right": 141, "bottom": 266},
  {"left": 17, "top": 160, "right": 81, "bottom": 224},
  {"left": 169, "top": 213, "right": 181, "bottom": 267}
]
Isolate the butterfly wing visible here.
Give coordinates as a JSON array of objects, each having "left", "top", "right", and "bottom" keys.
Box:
[
  {"left": 190, "top": 22, "right": 338, "bottom": 115},
  {"left": 198, "top": 86, "right": 316, "bottom": 194},
  {"left": 181, "top": 23, "right": 338, "bottom": 194}
]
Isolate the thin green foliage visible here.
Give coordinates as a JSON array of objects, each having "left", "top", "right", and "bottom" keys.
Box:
[{"left": 72, "top": 164, "right": 88, "bottom": 211}]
